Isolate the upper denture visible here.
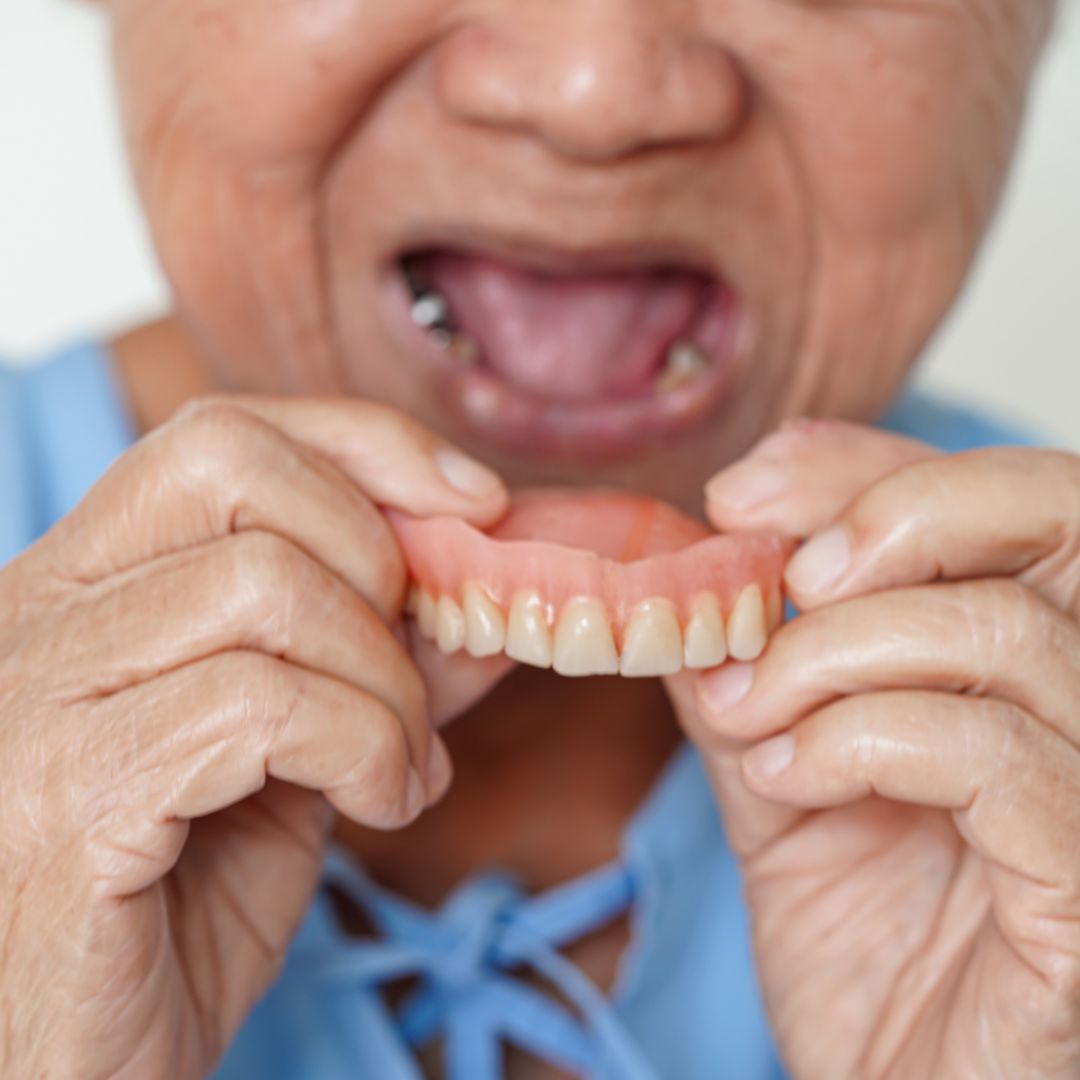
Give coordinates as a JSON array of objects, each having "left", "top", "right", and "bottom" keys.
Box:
[{"left": 390, "top": 489, "right": 789, "bottom": 675}]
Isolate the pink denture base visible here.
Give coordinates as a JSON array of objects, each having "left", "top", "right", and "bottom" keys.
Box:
[{"left": 388, "top": 489, "right": 789, "bottom": 638}]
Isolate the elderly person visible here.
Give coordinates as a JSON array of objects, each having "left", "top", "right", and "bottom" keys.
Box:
[{"left": 1, "top": 1, "right": 1074, "bottom": 1077}]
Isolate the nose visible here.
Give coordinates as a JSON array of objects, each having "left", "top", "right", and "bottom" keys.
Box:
[{"left": 434, "top": 2, "right": 747, "bottom": 162}]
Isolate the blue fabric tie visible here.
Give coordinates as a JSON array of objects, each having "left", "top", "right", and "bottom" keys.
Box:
[{"left": 289, "top": 849, "right": 659, "bottom": 1079}]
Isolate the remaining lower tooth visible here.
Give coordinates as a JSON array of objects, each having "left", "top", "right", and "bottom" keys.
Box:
[
  {"left": 683, "top": 593, "right": 728, "bottom": 669},
  {"left": 506, "top": 590, "right": 553, "bottom": 669},
  {"left": 727, "top": 584, "right": 767, "bottom": 661},
  {"left": 411, "top": 291, "right": 450, "bottom": 330},
  {"left": 657, "top": 340, "right": 709, "bottom": 392},
  {"left": 553, "top": 597, "right": 619, "bottom": 677},
  {"left": 463, "top": 583, "right": 506, "bottom": 658},
  {"left": 620, "top": 598, "right": 683, "bottom": 677},
  {"left": 417, "top": 589, "right": 438, "bottom": 640},
  {"left": 435, "top": 595, "right": 466, "bottom": 655},
  {"left": 448, "top": 333, "right": 480, "bottom": 367},
  {"left": 429, "top": 328, "right": 480, "bottom": 367},
  {"left": 405, "top": 586, "right": 421, "bottom": 617}
]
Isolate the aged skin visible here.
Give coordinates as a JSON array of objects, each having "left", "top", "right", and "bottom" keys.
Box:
[
  {"left": 1, "top": 2, "right": 1075, "bottom": 1079},
  {"left": 109, "top": 0, "right": 1049, "bottom": 499}
]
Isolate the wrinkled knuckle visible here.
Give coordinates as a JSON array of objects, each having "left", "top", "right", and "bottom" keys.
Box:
[
  {"left": 215, "top": 650, "right": 289, "bottom": 723},
  {"left": 984, "top": 575, "right": 1036, "bottom": 614},
  {"left": 983, "top": 699, "right": 1034, "bottom": 774},
  {"left": 849, "top": 476, "right": 908, "bottom": 539},
  {"left": 172, "top": 397, "right": 271, "bottom": 462},
  {"left": 175, "top": 394, "right": 250, "bottom": 430},
  {"left": 236, "top": 529, "right": 319, "bottom": 617},
  {"left": 976, "top": 578, "right": 1046, "bottom": 644},
  {"left": 236, "top": 528, "right": 309, "bottom": 585}
]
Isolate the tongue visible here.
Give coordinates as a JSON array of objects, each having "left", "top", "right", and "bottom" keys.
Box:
[{"left": 423, "top": 252, "right": 708, "bottom": 401}]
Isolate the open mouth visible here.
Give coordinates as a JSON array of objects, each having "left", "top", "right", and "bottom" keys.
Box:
[{"left": 383, "top": 243, "right": 744, "bottom": 460}]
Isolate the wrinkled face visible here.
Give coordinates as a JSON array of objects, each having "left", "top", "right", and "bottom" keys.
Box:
[{"left": 109, "top": 0, "right": 1052, "bottom": 508}]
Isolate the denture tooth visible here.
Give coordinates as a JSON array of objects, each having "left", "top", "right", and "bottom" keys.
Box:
[
  {"left": 435, "top": 595, "right": 466, "bottom": 655},
  {"left": 505, "top": 591, "right": 553, "bottom": 669},
  {"left": 727, "top": 585, "right": 767, "bottom": 662},
  {"left": 416, "top": 589, "right": 438, "bottom": 640},
  {"left": 553, "top": 597, "right": 619, "bottom": 678},
  {"left": 683, "top": 593, "right": 728, "bottom": 670},
  {"left": 463, "top": 583, "right": 507, "bottom": 658},
  {"left": 410, "top": 291, "right": 450, "bottom": 330},
  {"left": 619, "top": 599, "right": 684, "bottom": 678}
]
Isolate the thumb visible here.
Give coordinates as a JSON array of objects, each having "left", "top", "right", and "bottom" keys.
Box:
[
  {"left": 231, "top": 396, "right": 508, "bottom": 527},
  {"left": 408, "top": 624, "right": 517, "bottom": 728},
  {"left": 705, "top": 419, "right": 936, "bottom": 540},
  {"left": 664, "top": 671, "right": 802, "bottom": 860}
]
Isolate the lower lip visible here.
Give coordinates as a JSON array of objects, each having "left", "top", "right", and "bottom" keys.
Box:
[{"left": 378, "top": 267, "right": 746, "bottom": 461}]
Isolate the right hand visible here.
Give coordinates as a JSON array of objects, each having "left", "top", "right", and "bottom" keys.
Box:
[{"left": 0, "top": 396, "right": 508, "bottom": 1079}]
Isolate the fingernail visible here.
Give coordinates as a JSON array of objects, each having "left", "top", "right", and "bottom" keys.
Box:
[
  {"left": 404, "top": 768, "right": 426, "bottom": 820},
  {"left": 425, "top": 735, "right": 453, "bottom": 801},
  {"left": 786, "top": 527, "right": 850, "bottom": 595},
  {"left": 701, "top": 662, "right": 755, "bottom": 714},
  {"left": 435, "top": 447, "right": 502, "bottom": 499},
  {"left": 706, "top": 462, "right": 790, "bottom": 512},
  {"left": 745, "top": 734, "right": 795, "bottom": 780}
]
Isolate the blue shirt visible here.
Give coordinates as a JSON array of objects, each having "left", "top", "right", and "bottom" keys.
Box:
[{"left": 0, "top": 341, "right": 1036, "bottom": 1079}]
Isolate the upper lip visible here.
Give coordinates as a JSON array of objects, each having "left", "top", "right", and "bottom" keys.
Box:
[{"left": 392, "top": 224, "right": 723, "bottom": 282}]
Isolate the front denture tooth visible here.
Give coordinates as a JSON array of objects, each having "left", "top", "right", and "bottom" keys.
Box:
[
  {"left": 435, "top": 595, "right": 466, "bottom": 655},
  {"left": 462, "top": 583, "right": 506, "bottom": 658},
  {"left": 727, "top": 584, "right": 767, "bottom": 662},
  {"left": 506, "top": 590, "right": 553, "bottom": 669},
  {"left": 417, "top": 589, "right": 438, "bottom": 640},
  {"left": 683, "top": 593, "right": 728, "bottom": 670},
  {"left": 620, "top": 598, "right": 684, "bottom": 678},
  {"left": 657, "top": 340, "right": 709, "bottom": 393},
  {"left": 553, "top": 597, "right": 619, "bottom": 677},
  {"left": 410, "top": 291, "right": 451, "bottom": 330}
]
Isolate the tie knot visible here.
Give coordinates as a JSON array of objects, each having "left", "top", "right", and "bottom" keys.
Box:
[{"left": 424, "top": 873, "right": 525, "bottom": 990}]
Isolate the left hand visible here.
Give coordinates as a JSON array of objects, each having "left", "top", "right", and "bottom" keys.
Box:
[{"left": 668, "top": 420, "right": 1080, "bottom": 1079}]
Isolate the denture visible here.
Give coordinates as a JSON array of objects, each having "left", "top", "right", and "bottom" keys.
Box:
[{"left": 390, "top": 490, "right": 789, "bottom": 678}]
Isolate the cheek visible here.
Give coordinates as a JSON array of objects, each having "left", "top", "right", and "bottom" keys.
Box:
[
  {"left": 754, "top": 7, "right": 1034, "bottom": 240},
  {"left": 737, "top": 3, "right": 1041, "bottom": 414},
  {"left": 110, "top": 0, "right": 438, "bottom": 390}
]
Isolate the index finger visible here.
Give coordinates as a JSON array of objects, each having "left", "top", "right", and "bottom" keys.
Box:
[
  {"left": 40, "top": 398, "right": 506, "bottom": 617},
  {"left": 228, "top": 396, "right": 507, "bottom": 524},
  {"left": 784, "top": 447, "right": 1080, "bottom": 612},
  {"left": 705, "top": 419, "right": 935, "bottom": 539}
]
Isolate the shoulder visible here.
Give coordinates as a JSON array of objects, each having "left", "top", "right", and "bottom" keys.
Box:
[
  {"left": 880, "top": 388, "right": 1042, "bottom": 454},
  {"left": 0, "top": 342, "right": 135, "bottom": 565}
]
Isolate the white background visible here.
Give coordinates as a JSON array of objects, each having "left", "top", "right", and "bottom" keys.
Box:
[{"left": 1, "top": 1, "right": 1078, "bottom": 445}]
